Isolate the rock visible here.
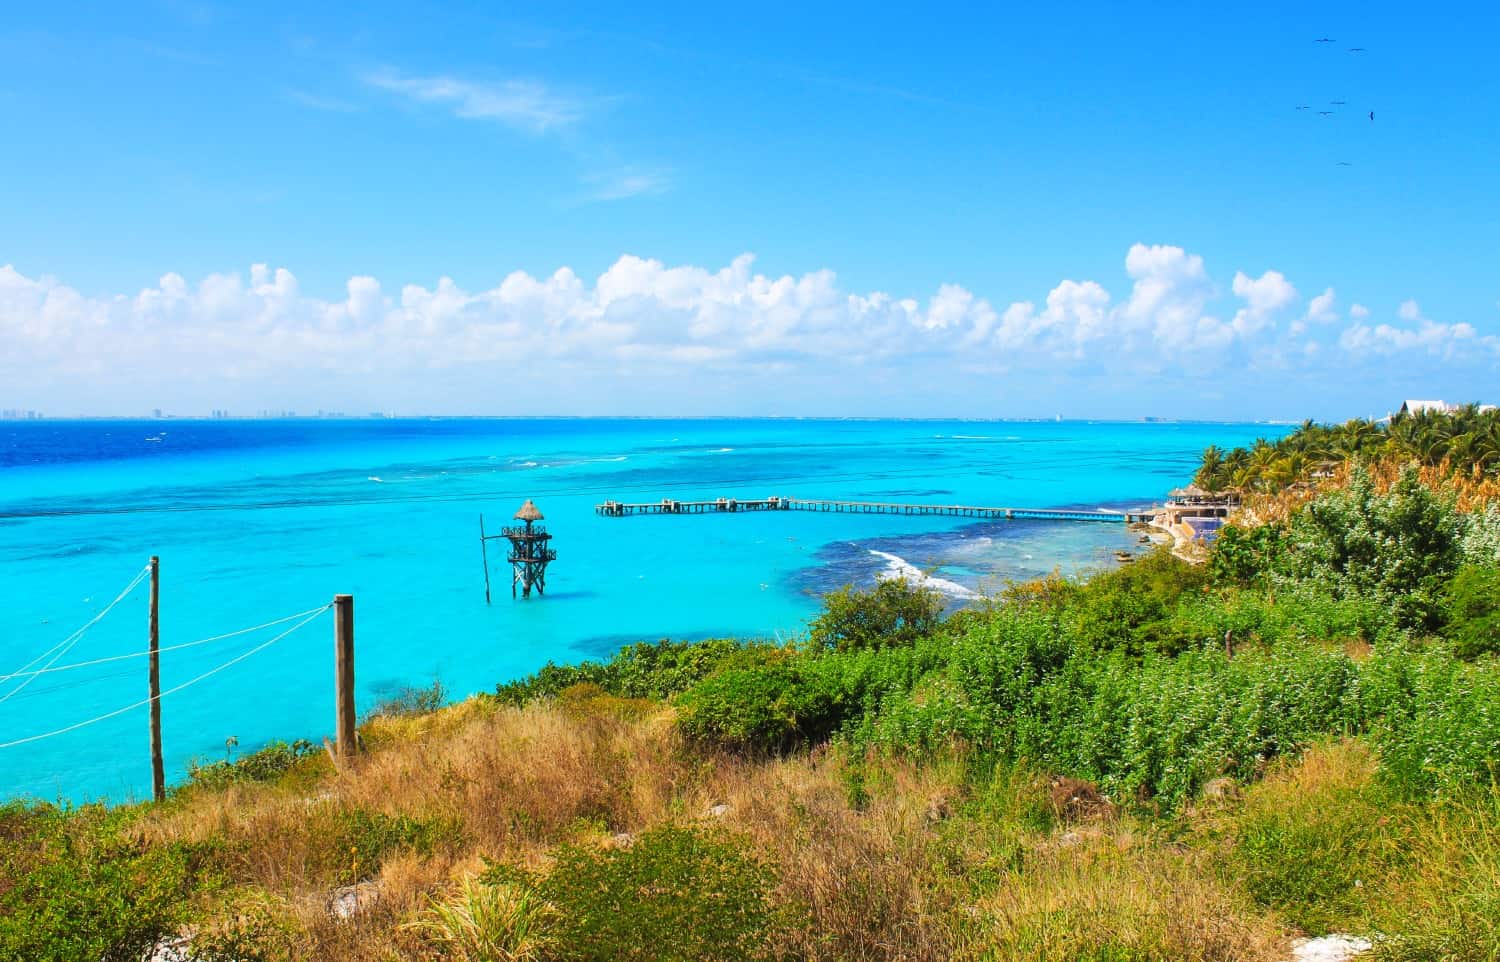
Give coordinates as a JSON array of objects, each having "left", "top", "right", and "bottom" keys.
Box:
[
  {"left": 1290, "top": 934, "right": 1373, "bottom": 962},
  {"left": 328, "top": 881, "right": 380, "bottom": 920},
  {"left": 609, "top": 831, "right": 636, "bottom": 849},
  {"left": 924, "top": 794, "right": 954, "bottom": 824},
  {"left": 144, "top": 935, "right": 197, "bottom": 962},
  {"left": 1049, "top": 776, "right": 1115, "bottom": 822},
  {"left": 1199, "top": 777, "right": 1241, "bottom": 802},
  {"left": 703, "top": 803, "right": 731, "bottom": 819}
]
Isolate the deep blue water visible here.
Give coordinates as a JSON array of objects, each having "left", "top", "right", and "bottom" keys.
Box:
[{"left": 0, "top": 418, "right": 1283, "bottom": 802}]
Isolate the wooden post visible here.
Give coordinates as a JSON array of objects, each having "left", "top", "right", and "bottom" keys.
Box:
[
  {"left": 334, "top": 594, "right": 356, "bottom": 759},
  {"left": 148, "top": 556, "right": 165, "bottom": 802},
  {"left": 479, "top": 514, "right": 492, "bottom": 604}
]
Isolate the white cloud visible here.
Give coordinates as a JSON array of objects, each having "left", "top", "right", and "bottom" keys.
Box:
[
  {"left": 1398, "top": 298, "right": 1423, "bottom": 322},
  {"left": 582, "top": 168, "right": 670, "bottom": 202},
  {"left": 1339, "top": 319, "right": 1489, "bottom": 357},
  {"left": 1350, "top": 303, "right": 1370, "bottom": 319},
  {"left": 1119, "top": 244, "right": 1233, "bottom": 352},
  {"left": 3, "top": 247, "right": 1493, "bottom": 413},
  {"left": 1304, "top": 287, "right": 1338, "bottom": 324},
  {"left": 1230, "top": 269, "right": 1297, "bottom": 337},
  {"left": 992, "top": 279, "right": 1110, "bottom": 354},
  {"left": 363, "top": 67, "right": 582, "bottom": 133}
]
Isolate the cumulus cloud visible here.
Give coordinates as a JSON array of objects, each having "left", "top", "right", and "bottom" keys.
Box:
[
  {"left": 1338, "top": 319, "right": 1490, "bottom": 357},
  {"left": 1115, "top": 244, "right": 1230, "bottom": 351},
  {"left": 1304, "top": 287, "right": 1338, "bottom": 324},
  {"left": 2, "top": 247, "right": 1493, "bottom": 414},
  {"left": 1229, "top": 269, "right": 1297, "bottom": 338}
]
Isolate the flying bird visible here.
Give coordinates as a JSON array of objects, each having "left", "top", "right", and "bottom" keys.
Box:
[
  {"left": 1296, "top": 105, "right": 1311, "bottom": 110},
  {"left": 1348, "top": 47, "right": 1366, "bottom": 52},
  {"left": 1330, "top": 100, "right": 1347, "bottom": 105},
  {"left": 1318, "top": 110, "right": 1335, "bottom": 116},
  {"left": 1336, "top": 162, "right": 1353, "bottom": 166},
  {"left": 1315, "top": 36, "right": 1336, "bottom": 42},
  {"left": 1369, "top": 110, "right": 1375, "bottom": 122}
]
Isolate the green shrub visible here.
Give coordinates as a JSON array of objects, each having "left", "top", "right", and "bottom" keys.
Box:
[
  {"left": 184, "top": 739, "right": 318, "bottom": 792},
  {"left": 366, "top": 679, "right": 447, "bottom": 719},
  {"left": 1443, "top": 564, "right": 1500, "bottom": 658},
  {"left": 675, "top": 657, "right": 841, "bottom": 754},
  {"left": 1362, "top": 649, "right": 1500, "bottom": 794},
  {"left": 0, "top": 803, "right": 215, "bottom": 962},
  {"left": 809, "top": 578, "right": 945, "bottom": 651},
  {"left": 528, "top": 824, "right": 788, "bottom": 962},
  {"left": 495, "top": 639, "right": 763, "bottom": 705},
  {"left": 1062, "top": 549, "right": 1209, "bottom": 655},
  {"left": 1279, "top": 466, "right": 1463, "bottom": 632},
  {"left": 323, "top": 809, "right": 463, "bottom": 884},
  {"left": 848, "top": 609, "right": 1364, "bottom": 808},
  {"left": 1209, "top": 523, "right": 1285, "bottom": 587}
]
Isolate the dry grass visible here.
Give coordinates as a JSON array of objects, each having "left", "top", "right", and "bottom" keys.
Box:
[
  {"left": 129, "top": 699, "right": 1364, "bottom": 961},
  {"left": 718, "top": 752, "right": 966, "bottom": 961},
  {"left": 959, "top": 836, "right": 1287, "bottom": 962},
  {"left": 1240, "top": 456, "right": 1500, "bottom": 526}
]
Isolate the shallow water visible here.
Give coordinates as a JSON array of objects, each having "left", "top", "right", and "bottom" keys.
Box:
[{"left": 0, "top": 418, "right": 1282, "bottom": 802}]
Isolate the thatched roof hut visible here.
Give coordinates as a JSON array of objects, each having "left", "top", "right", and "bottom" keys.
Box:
[{"left": 513, "top": 499, "right": 544, "bottom": 522}]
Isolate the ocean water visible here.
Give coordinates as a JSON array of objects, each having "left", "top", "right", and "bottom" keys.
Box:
[{"left": 0, "top": 418, "right": 1283, "bottom": 802}]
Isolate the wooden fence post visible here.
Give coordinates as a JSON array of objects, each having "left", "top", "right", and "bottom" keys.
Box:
[
  {"left": 334, "top": 594, "right": 356, "bottom": 758},
  {"left": 479, "top": 514, "right": 492, "bottom": 604},
  {"left": 148, "top": 556, "right": 165, "bottom": 802}
]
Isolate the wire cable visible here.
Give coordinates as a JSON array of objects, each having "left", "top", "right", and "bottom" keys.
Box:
[
  {"left": 0, "top": 605, "right": 333, "bottom": 681},
  {"left": 0, "top": 603, "right": 331, "bottom": 751},
  {"left": 0, "top": 565, "right": 151, "bottom": 706}
]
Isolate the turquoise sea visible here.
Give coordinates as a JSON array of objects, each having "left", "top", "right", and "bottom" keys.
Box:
[{"left": 0, "top": 418, "right": 1284, "bottom": 802}]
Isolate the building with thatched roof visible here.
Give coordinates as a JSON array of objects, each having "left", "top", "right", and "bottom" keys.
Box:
[
  {"left": 1167, "top": 484, "right": 1240, "bottom": 507},
  {"left": 1158, "top": 484, "right": 1240, "bottom": 542}
]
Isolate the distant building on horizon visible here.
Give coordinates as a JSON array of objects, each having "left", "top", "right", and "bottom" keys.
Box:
[{"left": 1397, "top": 399, "right": 1497, "bottom": 417}]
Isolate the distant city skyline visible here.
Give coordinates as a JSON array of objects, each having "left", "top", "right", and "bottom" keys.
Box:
[{"left": 2, "top": 2, "right": 1496, "bottom": 420}]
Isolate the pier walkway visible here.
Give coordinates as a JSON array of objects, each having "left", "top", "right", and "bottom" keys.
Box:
[{"left": 595, "top": 496, "right": 1155, "bottom": 524}]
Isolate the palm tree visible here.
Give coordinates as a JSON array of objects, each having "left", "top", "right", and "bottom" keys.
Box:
[{"left": 1196, "top": 445, "right": 1226, "bottom": 491}]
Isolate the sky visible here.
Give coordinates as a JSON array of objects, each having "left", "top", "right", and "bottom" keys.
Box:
[{"left": 1, "top": 1, "right": 1497, "bottom": 420}]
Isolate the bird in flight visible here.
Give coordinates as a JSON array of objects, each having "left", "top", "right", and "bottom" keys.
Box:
[
  {"left": 1336, "top": 162, "right": 1353, "bottom": 167},
  {"left": 1330, "top": 100, "right": 1347, "bottom": 105},
  {"left": 1369, "top": 111, "right": 1375, "bottom": 122},
  {"left": 1296, "top": 105, "right": 1311, "bottom": 110},
  {"left": 1315, "top": 36, "right": 1336, "bottom": 42},
  {"left": 1348, "top": 47, "right": 1366, "bottom": 52},
  {"left": 1318, "top": 110, "right": 1335, "bottom": 116}
]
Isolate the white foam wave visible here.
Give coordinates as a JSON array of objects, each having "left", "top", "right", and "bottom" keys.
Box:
[
  {"left": 368, "top": 476, "right": 383, "bottom": 482},
  {"left": 868, "top": 550, "right": 977, "bottom": 600}
]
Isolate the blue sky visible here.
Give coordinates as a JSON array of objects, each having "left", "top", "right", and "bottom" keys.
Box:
[{"left": 1, "top": 1, "right": 1497, "bottom": 419}]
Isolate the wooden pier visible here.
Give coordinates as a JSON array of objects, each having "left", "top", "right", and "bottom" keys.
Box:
[{"left": 595, "top": 496, "right": 1155, "bottom": 524}]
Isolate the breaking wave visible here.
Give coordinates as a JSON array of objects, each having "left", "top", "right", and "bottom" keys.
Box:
[{"left": 867, "top": 549, "right": 978, "bottom": 600}]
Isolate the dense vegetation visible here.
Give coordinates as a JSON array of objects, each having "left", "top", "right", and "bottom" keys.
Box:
[
  {"left": 1194, "top": 404, "right": 1500, "bottom": 492},
  {"left": 3, "top": 453, "right": 1498, "bottom": 961}
]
